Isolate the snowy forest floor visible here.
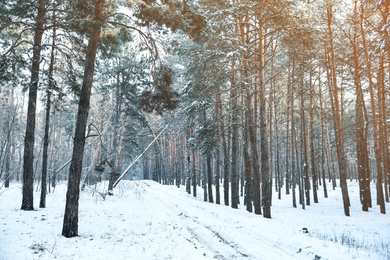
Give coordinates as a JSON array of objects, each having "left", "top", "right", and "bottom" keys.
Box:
[{"left": 0, "top": 180, "right": 389, "bottom": 260}]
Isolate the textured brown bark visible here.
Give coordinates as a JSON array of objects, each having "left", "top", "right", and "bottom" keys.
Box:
[
  {"left": 385, "top": 5, "right": 390, "bottom": 202},
  {"left": 352, "top": 1, "right": 371, "bottom": 211},
  {"left": 21, "top": 2, "right": 46, "bottom": 211},
  {"left": 258, "top": 19, "right": 271, "bottom": 219},
  {"left": 379, "top": 56, "right": 390, "bottom": 203},
  {"left": 360, "top": 4, "right": 385, "bottom": 214},
  {"left": 378, "top": 55, "right": 388, "bottom": 210},
  {"left": 327, "top": 4, "right": 350, "bottom": 216},
  {"left": 62, "top": 0, "right": 104, "bottom": 238}
]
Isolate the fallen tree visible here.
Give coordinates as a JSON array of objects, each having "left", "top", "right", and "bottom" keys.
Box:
[{"left": 112, "top": 123, "right": 170, "bottom": 190}]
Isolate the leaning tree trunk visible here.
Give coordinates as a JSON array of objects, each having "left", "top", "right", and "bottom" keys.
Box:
[
  {"left": 21, "top": 2, "right": 46, "bottom": 211},
  {"left": 62, "top": 0, "right": 104, "bottom": 238}
]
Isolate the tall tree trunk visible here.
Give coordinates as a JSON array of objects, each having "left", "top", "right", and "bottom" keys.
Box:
[
  {"left": 300, "top": 68, "right": 310, "bottom": 206},
  {"left": 186, "top": 134, "right": 191, "bottom": 194},
  {"left": 217, "top": 92, "right": 229, "bottom": 206},
  {"left": 309, "top": 68, "right": 318, "bottom": 203},
  {"left": 250, "top": 85, "right": 261, "bottom": 214},
  {"left": 360, "top": 3, "right": 385, "bottom": 214},
  {"left": 108, "top": 73, "right": 122, "bottom": 195},
  {"left": 378, "top": 55, "right": 389, "bottom": 208},
  {"left": 384, "top": 3, "right": 390, "bottom": 201},
  {"left": 192, "top": 148, "right": 197, "bottom": 197},
  {"left": 290, "top": 63, "right": 297, "bottom": 208},
  {"left": 231, "top": 60, "right": 239, "bottom": 209},
  {"left": 215, "top": 93, "right": 222, "bottom": 205},
  {"left": 299, "top": 87, "right": 306, "bottom": 210},
  {"left": 4, "top": 83, "right": 15, "bottom": 188},
  {"left": 62, "top": 0, "right": 104, "bottom": 238},
  {"left": 243, "top": 88, "right": 253, "bottom": 213},
  {"left": 326, "top": 4, "right": 350, "bottom": 216},
  {"left": 21, "top": 2, "right": 46, "bottom": 211},
  {"left": 286, "top": 67, "right": 292, "bottom": 196},
  {"left": 258, "top": 19, "right": 271, "bottom": 218},
  {"left": 215, "top": 147, "right": 221, "bottom": 205},
  {"left": 352, "top": 0, "right": 371, "bottom": 211},
  {"left": 379, "top": 55, "right": 390, "bottom": 203},
  {"left": 206, "top": 151, "right": 213, "bottom": 203},
  {"left": 40, "top": 18, "right": 56, "bottom": 208},
  {"left": 202, "top": 156, "right": 207, "bottom": 202},
  {"left": 318, "top": 72, "right": 328, "bottom": 198}
]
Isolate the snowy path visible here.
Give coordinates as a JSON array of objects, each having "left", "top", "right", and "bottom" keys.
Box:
[
  {"left": 0, "top": 180, "right": 389, "bottom": 260},
  {"left": 145, "top": 181, "right": 296, "bottom": 259}
]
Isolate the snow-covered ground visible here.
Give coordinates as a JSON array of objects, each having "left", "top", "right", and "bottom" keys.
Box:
[{"left": 0, "top": 180, "right": 389, "bottom": 260}]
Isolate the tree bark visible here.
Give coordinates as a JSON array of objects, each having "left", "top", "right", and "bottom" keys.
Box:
[
  {"left": 40, "top": 18, "right": 56, "bottom": 208},
  {"left": 62, "top": 0, "right": 104, "bottom": 238},
  {"left": 300, "top": 68, "right": 310, "bottom": 206},
  {"left": 352, "top": 0, "right": 371, "bottom": 211},
  {"left": 21, "top": 2, "right": 46, "bottom": 211},
  {"left": 217, "top": 92, "right": 229, "bottom": 206},
  {"left": 360, "top": 3, "right": 385, "bottom": 214},
  {"left": 230, "top": 59, "right": 239, "bottom": 209},
  {"left": 243, "top": 88, "right": 253, "bottom": 213},
  {"left": 206, "top": 152, "right": 213, "bottom": 203},
  {"left": 258, "top": 19, "right": 271, "bottom": 218},
  {"left": 4, "top": 83, "right": 15, "bottom": 188},
  {"left": 318, "top": 72, "right": 328, "bottom": 198},
  {"left": 326, "top": 4, "right": 350, "bottom": 216},
  {"left": 309, "top": 68, "right": 318, "bottom": 203},
  {"left": 214, "top": 94, "right": 221, "bottom": 205}
]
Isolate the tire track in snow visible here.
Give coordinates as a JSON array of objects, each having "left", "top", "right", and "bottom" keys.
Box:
[
  {"left": 141, "top": 181, "right": 249, "bottom": 259},
  {"left": 140, "top": 181, "right": 297, "bottom": 259}
]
